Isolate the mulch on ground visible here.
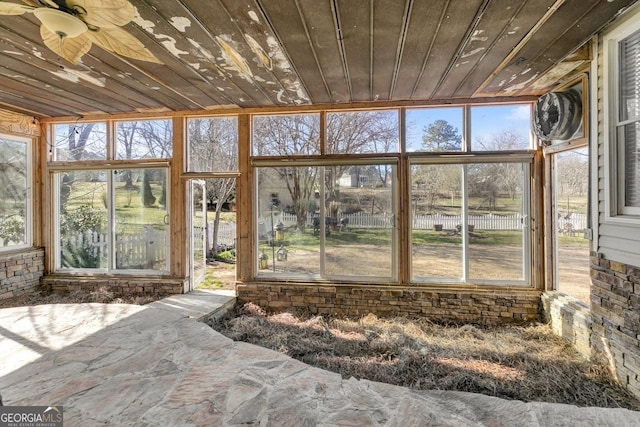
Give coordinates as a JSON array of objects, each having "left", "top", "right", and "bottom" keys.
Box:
[
  {"left": 209, "top": 303, "right": 640, "bottom": 411},
  {"left": 0, "top": 287, "right": 166, "bottom": 309}
]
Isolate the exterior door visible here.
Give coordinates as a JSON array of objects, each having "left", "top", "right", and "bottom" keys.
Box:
[{"left": 190, "top": 180, "right": 207, "bottom": 291}]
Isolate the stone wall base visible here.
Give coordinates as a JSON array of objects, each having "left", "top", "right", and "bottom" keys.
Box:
[
  {"left": 541, "top": 292, "right": 592, "bottom": 358},
  {"left": 544, "top": 256, "right": 640, "bottom": 401},
  {"left": 589, "top": 255, "right": 640, "bottom": 398},
  {"left": 41, "top": 274, "right": 187, "bottom": 296},
  {"left": 237, "top": 283, "right": 541, "bottom": 325},
  {"left": 0, "top": 248, "right": 45, "bottom": 299}
]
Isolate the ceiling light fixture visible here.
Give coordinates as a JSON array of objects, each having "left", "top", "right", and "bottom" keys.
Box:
[{"left": 33, "top": 8, "right": 87, "bottom": 39}]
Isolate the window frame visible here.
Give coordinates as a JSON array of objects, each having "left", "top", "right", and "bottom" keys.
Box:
[
  {"left": 604, "top": 15, "right": 640, "bottom": 220},
  {"left": 249, "top": 104, "right": 534, "bottom": 286},
  {"left": 48, "top": 117, "right": 173, "bottom": 275},
  {"left": 0, "top": 133, "right": 32, "bottom": 252},
  {"left": 253, "top": 157, "right": 399, "bottom": 283},
  {"left": 52, "top": 164, "right": 171, "bottom": 275},
  {"left": 408, "top": 153, "right": 533, "bottom": 286}
]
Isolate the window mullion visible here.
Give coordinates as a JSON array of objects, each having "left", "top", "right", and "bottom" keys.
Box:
[
  {"left": 108, "top": 170, "right": 115, "bottom": 272},
  {"left": 462, "top": 165, "right": 469, "bottom": 281},
  {"left": 320, "top": 166, "right": 326, "bottom": 277}
]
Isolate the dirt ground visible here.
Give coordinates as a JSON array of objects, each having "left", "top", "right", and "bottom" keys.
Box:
[{"left": 556, "top": 245, "right": 591, "bottom": 304}]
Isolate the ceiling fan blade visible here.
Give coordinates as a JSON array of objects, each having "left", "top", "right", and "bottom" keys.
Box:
[
  {"left": 0, "top": 3, "right": 35, "bottom": 15},
  {"left": 41, "top": 25, "right": 91, "bottom": 63},
  {"left": 89, "top": 26, "right": 162, "bottom": 64},
  {"left": 68, "top": 0, "right": 135, "bottom": 28}
]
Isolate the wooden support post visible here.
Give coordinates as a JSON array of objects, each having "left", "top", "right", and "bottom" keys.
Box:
[
  {"left": 236, "top": 114, "right": 253, "bottom": 283},
  {"left": 170, "top": 117, "right": 187, "bottom": 284}
]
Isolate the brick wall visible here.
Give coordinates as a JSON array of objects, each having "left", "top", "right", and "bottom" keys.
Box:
[
  {"left": 590, "top": 255, "right": 640, "bottom": 397},
  {"left": 237, "top": 283, "right": 541, "bottom": 325},
  {"left": 41, "top": 274, "right": 186, "bottom": 296},
  {"left": 0, "top": 248, "right": 45, "bottom": 299}
]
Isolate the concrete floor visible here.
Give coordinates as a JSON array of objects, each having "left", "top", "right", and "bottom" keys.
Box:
[{"left": 1, "top": 290, "right": 639, "bottom": 426}]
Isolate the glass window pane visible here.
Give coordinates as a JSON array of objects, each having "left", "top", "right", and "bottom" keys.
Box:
[
  {"left": 116, "top": 120, "right": 173, "bottom": 160},
  {"left": 405, "top": 107, "right": 463, "bottom": 152},
  {"left": 555, "top": 148, "right": 590, "bottom": 304},
  {"left": 326, "top": 110, "right": 399, "bottom": 154},
  {"left": 470, "top": 105, "right": 532, "bottom": 151},
  {"left": 324, "top": 165, "right": 395, "bottom": 279},
  {"left": 411, "top": 164, "right": 463, "bottom": 281},
  {"left": 0, "top": 138, "right": 28, "bottom": 248},
  {"left": 53, "top": 122, "right": 106, "bottom": 161},
  {"left": 114, "top": 168, "right": 168, "bottom": 272},
  {"left": 619, "top": 28, "right": 640, "bottom": 122},
  {"left": 187, "top": 117, "right": 238, "bottom": 172},
  {"left": 57, "top": 171, "right": 108, "bottom": 269},
  {"left": 467, "top": 163, "right": 526, "bottom": 281},
  {"left": 252, "top": 114, "right": 320, "bottom": 156},
  {"left": 257, "top": 166, "right": 320, "bottom": 275}
]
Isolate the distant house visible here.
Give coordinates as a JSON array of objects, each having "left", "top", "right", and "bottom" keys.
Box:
[{"left": 338, "top": 173, "right": 368, "bottom": 188}]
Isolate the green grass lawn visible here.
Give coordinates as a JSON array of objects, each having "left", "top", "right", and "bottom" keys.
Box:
[{"left": 64, "top": 179, "right": 167, "bottom": 234}]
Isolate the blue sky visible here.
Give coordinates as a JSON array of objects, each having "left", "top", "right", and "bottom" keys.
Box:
[{"left": 405, "top": 104, "right": 532, "bottom": 151}]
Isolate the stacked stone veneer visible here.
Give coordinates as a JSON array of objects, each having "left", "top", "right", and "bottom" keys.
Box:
[
  {"left": 590, "top": 256, "right": 640, "bottom": 397},
  {"left": 237, "top": 284, "right": 541, "bottom": 325},
  {"left": 41, "top": 275, "right": 186, "bottom": 295},
  {"left": 541, "top": 293, "right": 592, "bottom": 358},
  {"left": 0, "top": 248, "right": 45, "bottom": 299}
]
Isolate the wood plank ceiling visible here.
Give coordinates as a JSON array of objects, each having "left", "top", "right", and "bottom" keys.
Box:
[{"left": 0, "top": 0, "right": 636, "bottom": 118}]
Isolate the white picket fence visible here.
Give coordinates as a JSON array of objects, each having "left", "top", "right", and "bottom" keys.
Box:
[
  {"left": 64, "top": 227, "right": 167, "bottom": 268},
  {"left": 275, "top": 211, "right": 588, "bottom": 231},
  {"left": 203, "top": 222, "right": 236, "bottom": 249},
  {"left": 557, "top": 213, "right": 588, "bottom": 233}
]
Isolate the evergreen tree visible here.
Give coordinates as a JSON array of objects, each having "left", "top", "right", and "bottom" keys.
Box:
[{"left": 421, "top": 120, "right": 462, "bottom": 151}]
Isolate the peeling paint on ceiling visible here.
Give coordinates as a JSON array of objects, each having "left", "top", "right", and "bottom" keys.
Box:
[
  {"left": 169, "top": 17, "right": 191, "bottom": 32},
  {"left": 50, "top": 69, "right": 106, "bottom": 87},
  {"left": 471, "top": 30, "right": 488, "bottom": 42},
  {"left": 216, "top": 36, "right": 254, "bottom": 80},
  {"left": 248, "top": 11, "right": 260, "bottom": 24},
  {"left": 0, "top": 0, "right": 627, "bottom": 117},
  {"left": 461, "top": 47, "right": 485, "bottom": 58},
  {"left": 133, "top": 13, "right": 188, "bottom": 57},
  {"left": 245, "top": 34, "right": 272, "bottom": 70}
]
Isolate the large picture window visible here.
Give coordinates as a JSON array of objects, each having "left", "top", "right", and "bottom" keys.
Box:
[
  {"left": 55, "top": 168, "right": 169, "bottom": 273},
  {"left": 51, "top": 117, "right": 172, "bottom": 274},
  {"left": 411, "top": 160, "right": 530, "bottom": 284},
  {"left": 256, "top": 163, "right": 397, "bottom": 281},
  {"left": 606, "top": 21, "right": 640, "bottom": 217},
  {"left": 251, "top": 106, "right": 533, "bottom": 285},
  {"left": 0, "top": 135, "right": 30, "bottom": 250}
]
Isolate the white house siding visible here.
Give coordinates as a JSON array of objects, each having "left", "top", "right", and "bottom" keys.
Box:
[{"left": 597, "top": 3, "right": 640, "bottom": 267}]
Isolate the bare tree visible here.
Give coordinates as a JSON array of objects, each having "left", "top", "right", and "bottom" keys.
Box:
[
  {"left": 188, "top": 117, "right": 238, "bottom": 254},
  {"left": 556, "top": 150, "right": 588, "bottom": 197},
  {"left": 253, "top": 114, "right": 320, "bottom": 231},
  {"left": 116, "top": 120, "right": 173, "bottom": 203},
  {"left": 474, "top": 130, "right": 526, "bottom": 201},
  {"left": 58, "top": 123, "right": 98, "bottom": 208},
  {"left": 253, "top": 112, "right": 399, "bottom": 230}
]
